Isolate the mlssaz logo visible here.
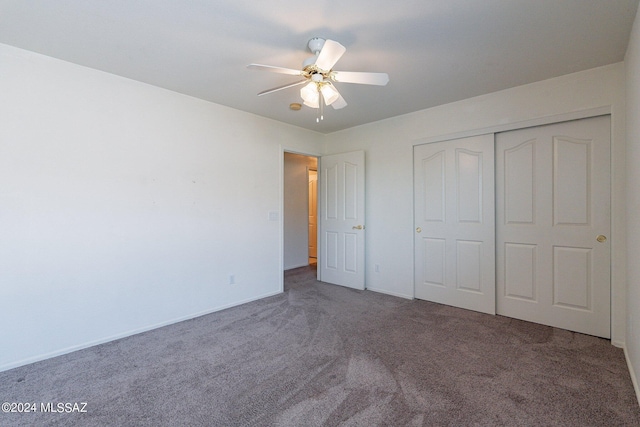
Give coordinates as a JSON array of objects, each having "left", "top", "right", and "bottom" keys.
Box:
[{"left": 40, "top": 402, "right": 88, "bottom": 413}]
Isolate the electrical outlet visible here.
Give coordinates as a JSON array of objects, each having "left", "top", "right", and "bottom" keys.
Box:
[
  {"left": 229, "top": 274, "right": 235, "bottom": 285},
  {"left": 375, "top": 264, "right": 380, "bottom": 273}
]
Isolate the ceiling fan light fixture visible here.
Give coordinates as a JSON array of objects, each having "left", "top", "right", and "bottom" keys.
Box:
[
  {"left": 303, "top": 99, "right": 319, "bottom": 108},
  {"left": 248, "top": 37, "right": 388, "bottom": 121},
  {"left": 301, "top": 80, "right": 339, "bottom": 109},
  {"left": 300, "top": 82, "right": 320, "bottom": 108},
  {"left": 320, "top": 84, "right": 340, "bottom": 105}
]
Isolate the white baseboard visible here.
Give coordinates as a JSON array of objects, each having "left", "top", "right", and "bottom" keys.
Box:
[
  {"left": 366, "top": 286, "right": 413, "bottom": 300},
  {"left": 0, "top": 289, "right": 282, "bottom": 373},
  {"left": 284, "top": 262, "right": 312, "bottom": 271},
  {"left": 623, "top": 345, "right": 640, "bottom": 407}
]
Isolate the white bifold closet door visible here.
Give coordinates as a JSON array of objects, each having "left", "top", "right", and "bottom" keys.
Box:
[
  {"left": 414, "top": 134, "right": 496, "bottom": 315},
  {"left": 496, "top": 116, "right": 611, "bottom": 338}
]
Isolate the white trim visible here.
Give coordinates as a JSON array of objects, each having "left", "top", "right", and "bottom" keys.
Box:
[
  {"left": 624, "top": 345, "right": 640, "bottom": 407},
  {"left": 279, "top": 148, "right": 285, "bottom": 293},
  {"left": 367, "top": 287, "right": 414, "bottom": 300},
  {"left": 280, "top": 146, "right": 323, "bottom": 158},
  {"left": 284, "top": 262, "right": 313, "bottom": 271},
  {"left": 411, "top": 106, "right": 612, "bottom": 146},
  {"left": 0, "top": 289, "right": 282, "bottom": 373},
  {"left": 612, "top": 340, "right": 626, "bottom": 348}
]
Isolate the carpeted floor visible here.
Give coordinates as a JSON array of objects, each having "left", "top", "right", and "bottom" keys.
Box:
[{"left": 1, "top": 265, "right": 639, "bottom": 426}]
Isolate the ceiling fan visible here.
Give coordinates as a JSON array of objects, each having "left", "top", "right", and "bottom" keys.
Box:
[{"left": 247, "top": 38, "right": 389, "bottom": 122}]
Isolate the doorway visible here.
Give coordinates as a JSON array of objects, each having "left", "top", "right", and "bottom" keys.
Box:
[
  {"left": 282, "top": 149, "right": 367, "bottom": 290},
  {"left": 283, "top": 152, "right": 318, "bottom": 270},
  {"left": 308, "top": 169, "right": 318, "bottom": 266}
]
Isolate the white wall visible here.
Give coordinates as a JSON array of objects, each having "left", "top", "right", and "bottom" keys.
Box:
[
  {"left": 324, "top": 63, "right": 628, "bottom": 344},
  {"left": 283, "top": 152, "right": 317, "bottom": 270},
  {"left": 1, "top": 37, "right": 634, "bottom": 378},
  {"left": 625, "top": 5, "right": 640, "bottom": 403},
  {"left": 0, "top": 44, "right": 322, "bottom": 371}
]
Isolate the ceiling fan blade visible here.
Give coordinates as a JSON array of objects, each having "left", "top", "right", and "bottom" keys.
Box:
[
  {"left": 247, "top": 64, "right": 302, "bottom": 76},
  {"left": 331, "top": 94, "right": 347, "bottom": 110},
  {"left": 315, "top": 40, "right": 346, "bottom": 71},
  {"left": 332, "top": 71, "right": 389, "bottom": 86},
  {"left": 258, "top": 80, "right": 308, "bottom": 96}
]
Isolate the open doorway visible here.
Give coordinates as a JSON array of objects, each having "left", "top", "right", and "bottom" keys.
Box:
[
  {"left": 283, "top": 152, "right": 318, "bottom": 270},
  {"left": 308, "top": 168, "right": 318, "bottom": 266}
]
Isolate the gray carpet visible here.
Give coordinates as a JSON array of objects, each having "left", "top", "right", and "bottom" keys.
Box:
[{"left": 1, "top": 265, "right": 639, "bottom": 426}]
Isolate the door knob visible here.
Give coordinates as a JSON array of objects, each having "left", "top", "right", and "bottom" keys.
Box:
[
  {"left": 352, "top": 225, "right": 364, "bottom": 230},
  {"left": 596, "top": 234, "right": 607, "bottom": 243},
  {"left": 416, "top": 227, "right": 422, "bottom": 233}
]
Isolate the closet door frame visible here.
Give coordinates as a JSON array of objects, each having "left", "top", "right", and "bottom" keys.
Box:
[{"left": 412, "top": 108, "right": 616, "bottom": 341}]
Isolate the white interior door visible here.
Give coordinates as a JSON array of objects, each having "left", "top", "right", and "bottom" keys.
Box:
[
  {"left": 320, "top": 151, "right": 365, "bottom": 290},
  {"left": 308, "top": 169, "right": 318, "bottom": 259},
  {"left": 414, "top": 134, "right": 495, "bottom": 314},
  {"left": 496, "top": 116, "right": 611, "bottom": 338}
]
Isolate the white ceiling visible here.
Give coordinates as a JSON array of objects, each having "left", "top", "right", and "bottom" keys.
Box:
[{"left": 1, "top": 0, "right": 638, "bottom": 133}]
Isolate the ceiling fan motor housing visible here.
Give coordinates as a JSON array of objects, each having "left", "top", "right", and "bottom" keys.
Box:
[
  {"left": 307, "top": 37, "right": 325, "bottom": 54},
  {"left": 303, "top": 38, "right": 326, "bottom": 70}
]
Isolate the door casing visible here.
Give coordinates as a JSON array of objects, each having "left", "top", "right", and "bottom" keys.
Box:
[{"left": 281, "top": 148, "right": 366, "bottom": 290}]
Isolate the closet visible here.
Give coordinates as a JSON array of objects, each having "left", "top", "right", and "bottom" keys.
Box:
[{"left": 414, "top": 116, "right": 611, "bottom": 338}]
